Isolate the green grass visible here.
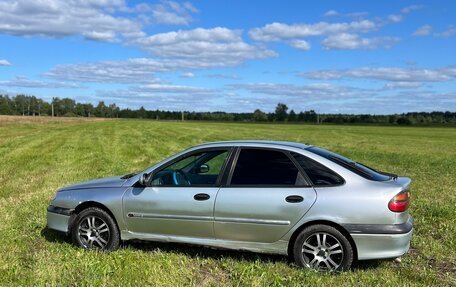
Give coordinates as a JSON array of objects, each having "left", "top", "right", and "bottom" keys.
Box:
[{"left": 0, "top": 117, "right": 455, "bottom": 286}]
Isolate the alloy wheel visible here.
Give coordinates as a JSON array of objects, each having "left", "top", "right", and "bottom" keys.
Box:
[
  {"left": 77, "top": 216, "right": 111, "bottom": 249},
  {"left": 302, "top": 232, "right": 344, "bottom": 271}
]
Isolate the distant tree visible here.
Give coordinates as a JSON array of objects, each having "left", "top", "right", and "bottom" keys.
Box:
[
  {"left": 252, "top": 109, "right": 268, "bottom": 122},
  {"left": 107, "top": 103, "right": 120, "bottom": 118},
  {"left": 95, "top": 101, "right": 108, "bottom": 117},
  {"left": 388, "top": 115, "right": 396, "bottom": 124},
  {"left": 0, "top": 95, "right": 12, "bottom": 115},
  {"left": 1, "top": 94, "right": 455, "bottom": 126},
  {"left": 288, "top": 109, "right": 297, "bottom": 122},
  {"left": 52, "top": 97, "right": 76, "bottom": 116},
  {"left": 137, "top": 106, "right": 147, "bottom": 119},
  {"left": 396, "top": 117, "right": 412, "bottom": 125},
  {"left": 274, "top": 103, "right": 288, "bottom": 121}
]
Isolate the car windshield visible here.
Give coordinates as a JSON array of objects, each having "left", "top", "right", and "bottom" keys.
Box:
[{"left": 306, "top": 146, "right": 392, "bottom": 181}]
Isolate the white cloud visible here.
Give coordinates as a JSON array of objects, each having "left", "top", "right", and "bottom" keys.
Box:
[
  {"left": 249, "top": 20, "right": 377, "bottom": 41},
  {"left": 413, "top": 25, "right": 432, "bottom": 36},
  {"left": 322, "top": 33, "right": 398, "bottom": 50},
  {"left": 128, "top": 27, "right": 277, "bottom": 62},
  {"left": 148, "top": 1, "right": 198, "bottom": 25},
  {"left": 384, "top": 82, "right": 423, "bottom": 89},
  {"left": 386, "top": 5, "right": 423, "bottom": 24},
  {"left": 249, "top": 6, "right": 423, "bottom": 51},
  {"left": 132, "top": 83, "right": 212, "bottom": 94},
  {"left": 45, "top": 53, "right": 268, "bottom": 83},
  {"left": 0, "top": 76, "right": 81, "bottom": 88},
  {"left": 45, "top": 58, "right": 164, "bottom": 83},
  {"left": 323, "top": 10, "right": 339, "bottom": 17},
  {"left": 0, "top": 0, "right": 199, "bottom": 42},
  {"left": 180, "top": 72, "right": 195, "bottom": 78},
  {"left": 300, "top": 66, "right": 456, "bottom": 82},
  {"left": 0, "top": 0, "right": 142, "bottom": 42},
  {"left": 388, "top": 14, "right": 403, "bottom": 23},
  {"left": 288, "top": 39, "right": 311, "bottom": 50},
  {"left": 82, "top": 31, "right": 119, "bottom": 42},
  {"left": 387, "top": 5, "right": 423, "bottom": 23},
  {"left": 205, "top": 74, "right": 240, "bottom": 80},
  {"left": 438, "top": 26, "right": 456, "bottom": 38},
  {"left": 401, "top": 4, "right": 423, "bottom": 14},
  {"left": 0, "top": 59, "right": 11, "bottom": 66},
  {"left": 323, "top": 10, "right": 369, "bottom": 19},
  {"left": 346, "top": 12, "right": 369, "bottom": 19},
  {"left": 231, "top": 82, "right": 370, "bottom": 100}
]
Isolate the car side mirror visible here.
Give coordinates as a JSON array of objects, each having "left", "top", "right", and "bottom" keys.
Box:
[
  {"left": 198, "top": 164, "right": 210, "bottom": 174},
  {"left": 138, "top": 173, "right": 151, "bottom": 186}
]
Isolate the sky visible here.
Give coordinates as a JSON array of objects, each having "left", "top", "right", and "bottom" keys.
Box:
[{"left": 0, "top": 0, "right": 455, "bottom": 114}]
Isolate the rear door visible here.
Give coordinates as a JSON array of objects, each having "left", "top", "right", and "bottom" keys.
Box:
[{"left": 214, "top": 148, "right": 317, "bottom": 243}]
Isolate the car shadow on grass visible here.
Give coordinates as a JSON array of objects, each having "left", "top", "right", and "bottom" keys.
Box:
[
  {"left": 41, "top": 227, "right": 71, "bottom": 244},
  {"left": 41, "top": 227, "right": 387, "bottom": 271},
  {"left": 126, "top": 239, "right": 288, "bottom": 263},
  {"left": 124, "top": 240, "right": 386, "bottom": 271}
]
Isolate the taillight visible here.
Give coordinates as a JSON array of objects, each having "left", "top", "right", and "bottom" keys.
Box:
[{"left": 388, "top": 190, "right": 411, "bottom": 212}]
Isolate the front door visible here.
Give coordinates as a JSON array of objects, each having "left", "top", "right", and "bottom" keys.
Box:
[
  {"left": 214, "top": 148, "right": 317, "bottom": 243},
  {"left": 123, "top": 148, "right": 230, "bottom": 239}
]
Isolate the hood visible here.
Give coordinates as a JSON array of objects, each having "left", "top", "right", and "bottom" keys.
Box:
[{"left": 58, "top": 176, "right": 128, "bottom": 191}]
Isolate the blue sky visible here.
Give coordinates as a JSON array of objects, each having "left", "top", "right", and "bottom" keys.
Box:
[{"left": 0, "top": 0, "right": 455, "bottom": 114}]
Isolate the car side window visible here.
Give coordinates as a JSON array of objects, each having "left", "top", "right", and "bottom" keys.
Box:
[
  {"left": 151, "top": 149, "right": 229, "bottom": 186},
  {"left": 230, "top": 148, "right": 307, "bottom": 186},
  {"left": 291, "top": 152, "right": 344, "bottom": 186}
]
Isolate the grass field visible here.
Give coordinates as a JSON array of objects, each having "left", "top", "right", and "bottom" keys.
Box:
[{"left": 0, "top": 116, "right": 455, "bottom": 286}]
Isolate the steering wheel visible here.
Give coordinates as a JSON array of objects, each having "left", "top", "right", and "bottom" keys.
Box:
[{"left": 172, "top": 170, "right": 191, "bottom": 186}]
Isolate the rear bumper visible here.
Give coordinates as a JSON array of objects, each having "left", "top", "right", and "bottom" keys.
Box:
[
  {"left": 46, "top": 205, "right": 72, "bottom": 233},
  {"left": 344, "top": 216, "right": 413, "bottom": 260},
  {"left": 351, "top": 229, "right": 413, "bottom": 260}
]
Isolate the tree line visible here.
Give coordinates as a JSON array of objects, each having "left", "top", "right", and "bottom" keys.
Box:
[{"left": 1, "top": 94, "right": 455, "bottom": 125}]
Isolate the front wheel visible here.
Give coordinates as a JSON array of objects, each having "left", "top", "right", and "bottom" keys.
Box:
[
  {"left": 71, "top": 207, "right": 120, "bottom": 251},
  {"left": 292, "top": 224, "right": 354, "bottom": 272}
]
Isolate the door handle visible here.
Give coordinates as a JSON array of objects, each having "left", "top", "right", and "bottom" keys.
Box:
[
  {"left": 285, "top": 195, "right": 304, "bottom": 203},
  {"left": 194, "top": 193, "right": 210, "bottom": 201}
]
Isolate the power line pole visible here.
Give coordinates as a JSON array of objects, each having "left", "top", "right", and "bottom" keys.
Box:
[
  {"left": 51, "top": 103, "right": 54, "bottom": 118},
  {"left": 181, "top": 111, "right": 184, "bottom": 121}
]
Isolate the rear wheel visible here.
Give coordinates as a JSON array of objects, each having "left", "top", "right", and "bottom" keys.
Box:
[
  {"left": 71, "top": 207, "right": 120, "bottom": 251},
  {"left": 293, "top": 224, "right": 353, "bottom": 272}
]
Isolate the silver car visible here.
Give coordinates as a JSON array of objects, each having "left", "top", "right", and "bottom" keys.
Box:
[{"left": 47, "top": 140, "right": 413, "bottom": 271}]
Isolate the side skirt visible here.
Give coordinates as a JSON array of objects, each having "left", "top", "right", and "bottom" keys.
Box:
[{"left": 121, "top": 231, "right": 289, "bottom": 255}]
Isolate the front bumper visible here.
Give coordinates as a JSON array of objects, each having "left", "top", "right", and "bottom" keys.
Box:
[
  {"left": 46, "top": 205, "right": 72, "bottom": 233},
  {"left": 344, "top": 216, "right": 414, "bottom": 260}
]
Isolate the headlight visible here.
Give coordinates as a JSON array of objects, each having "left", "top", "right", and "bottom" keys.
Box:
[{"left": 50, "top": 192, "right": 57, "bottom": 201}]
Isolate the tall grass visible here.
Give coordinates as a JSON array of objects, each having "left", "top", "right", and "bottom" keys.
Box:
[{"left": 0, "top": 117, "right": 454, "bottom": 286}]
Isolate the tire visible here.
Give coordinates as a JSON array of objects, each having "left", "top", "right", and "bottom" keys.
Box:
[
  {"left": 292, "top": 224, "right": 354, "bottom": 272},
  {"left": 71, "top": 207, "right": 120, "bottom": 251}
]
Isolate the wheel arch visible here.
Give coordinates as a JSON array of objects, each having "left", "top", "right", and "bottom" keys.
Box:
[
  {"left": 69, "top": 201, "right": 120, "bottom": 232},
  {"left": 287, "top": 220, "right": 358, "bottom": 260}
]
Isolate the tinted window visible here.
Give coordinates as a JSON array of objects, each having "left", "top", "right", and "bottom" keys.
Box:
[
  {"left": 291, "top": 152, "right": 344, "bottom": 186},
  {"left": 306, "top": 146, "right": 391, "bottom": 181},
  {"left": 151, "top": 149, "right": 229, "bottom": 186},
  {"left": 231, "top": 149, "right": 305, "bottom": 186}
]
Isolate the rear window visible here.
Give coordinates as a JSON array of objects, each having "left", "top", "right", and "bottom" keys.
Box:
[
  {"left": 306, "top": 146, "right": 391, "bottom": 182},
  {"left": 291, "top": 152, "right": 344, "bottom": 186}
]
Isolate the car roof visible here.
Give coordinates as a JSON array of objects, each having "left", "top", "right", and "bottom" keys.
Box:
[{"left": 192, "top": 140, "right": 311, "bottom": 150}]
